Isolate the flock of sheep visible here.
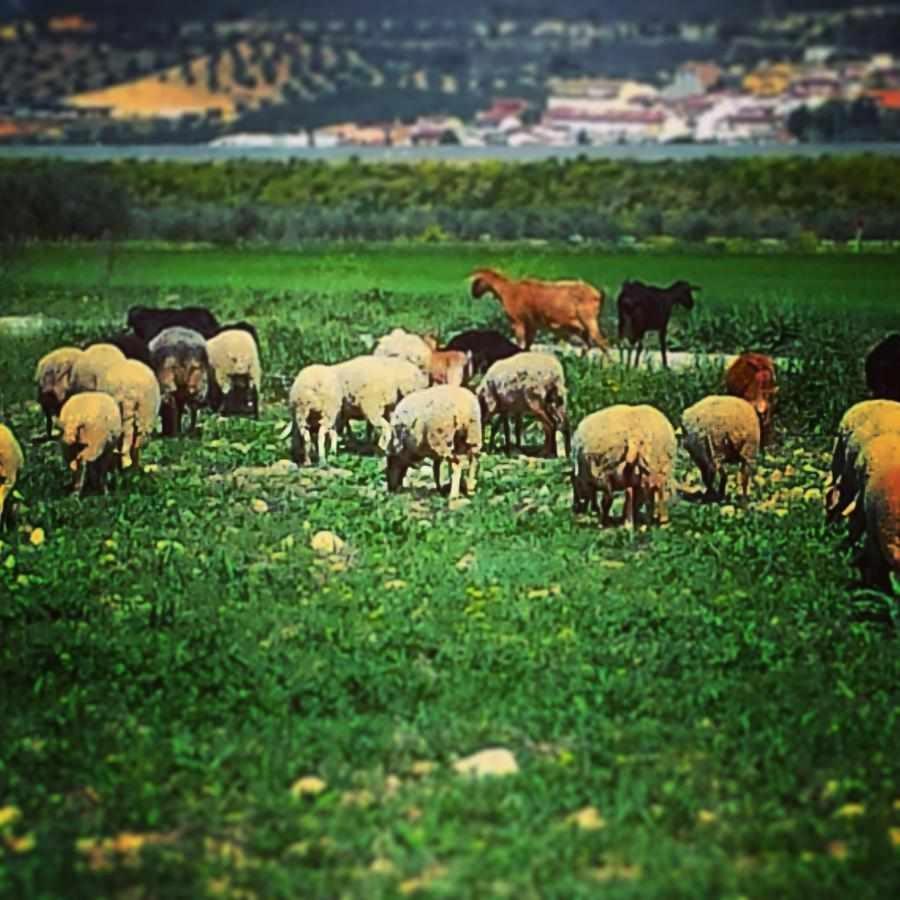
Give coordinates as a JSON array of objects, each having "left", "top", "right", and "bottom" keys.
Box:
[{"left": 0, "top": 269, "right": 898, "bottom": 592}]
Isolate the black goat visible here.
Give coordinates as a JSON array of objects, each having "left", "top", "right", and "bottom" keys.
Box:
[
  {"left": 444, "top": 328, "right": 522, "bottom": 376},
  {"left": 101, "top": 332, "right": 152, "bottom": 366},
  {"left": 865, "top": 333, "right": 900, "bottom": 401},
  {"left": 616, "top": 280, "right": 699, "bottom": 368},
  {"left": 127, "top": 305, "right": 221, "bottom": 342}
]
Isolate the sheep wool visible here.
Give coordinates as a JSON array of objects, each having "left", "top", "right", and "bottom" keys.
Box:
[
  {"left": 58, "top": 392, "right": 123, "bottom": 495},
  {"left": 99, "top": 359, "right": 161, "bottom": 469},
  {"left": 70, "top": 343, "right": 127, "bottom": 394},
  {"left": 0, "top": 423, "right": 24, "bottom": 529},
  {"left": 861, "top": 433, "right": 900, "bottom": 588},
  {"left": 333, "top": 355, "right": 428, "bottom": 451},
  {"left": 373, "top": 328, "right": 435, "bottom": 372},
  {"left": 681, "top": 395, "right": 760, "bottom": 501},
  {"left": 35, "top": 346, "right": 84, "bottom": 437},
  {"left": 148, "top": 326, "right": 209, "bottom": 436},
  {"left": 826, "top": 399, "right": 900, "bottom": 522},
  {"left": 288, "top": 364, "right": 342, "bottom": 465},
  {"left": 386, "top": 385, "right": 482, "bottom": 503},
  {"left": 477, "top": 351, "right": 569, "bottom": 457},
  {"left": 571, "top": 404, "right": 675, "bottom": 528},
  {"left": 207, "top": 328, "right": 262, "bottom": 417}
]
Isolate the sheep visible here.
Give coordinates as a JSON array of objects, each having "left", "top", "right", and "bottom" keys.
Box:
[
  {"left": 571, "top": 404, "right": 676, "bottom": 530},
  {"left": 34, "top": 346, "right": 84, "bottom": 440},
  {"left": 825, "top": 400, "right": 900, "bottom": 525},
  {"left": 148, "top": 326, "right": 210, "bottom": 437},
  {"left": 858, "top": 434, "right": 900, "bottom": 590},
  {"left": 70, "top": 343, "right": 127, "bottom": 394},
  {"left": 127, "top": 305, "right": 221, "bottom": 342},
  {"left": 470, "top": 268, "right": 609, "bottom": 352},
  {"left": 333, "top": 355, "right": 429, "bottom": 452},
  {"left": 617, "top": 280, "right": 699, "bottom": 368},
  {"left": 288, "top": 364, "right": 342, "bottom": 465},
  {"left": 373, "top": 328, "right": 435, "bottom": 372},
  {"left": 58, "top": 392, "right": 123, "bottom": 495},
  {"left": 476, "top": 352, "right": 570, "bottom": 457},
  {"left": 725, "top": 352, "right": 778, "bottom": 446},
  {"left": 98, "top": 359, "right": 161, "bottom": 470},
  {"left": 865, "top": 333, "right": 900, "bottom": 402},
  {"left": 681, "top": 395, "right": 760, "bottom": 501},
  {"left": 427, "top": 349, "right": 473, "bottom": 387},
  {"left": 386, "top": 385, "right": 482, "bottom": 504},
  {"left": 841, "top": 431, "right": 900, "bottom": 550},
  {"left": 444, "top": 328, "right": 522, "bottom": 376},
  {"left": 206, "top": 328, "right": 262, "bottom": 418},
  {"left": 0, "top": 423, "right": 24, "bottom": 530},
  {"left": 219, "top": 320, "right": 261, "bottom": 351}
]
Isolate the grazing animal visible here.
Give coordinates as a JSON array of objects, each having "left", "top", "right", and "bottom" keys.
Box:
[
  {"left": 127, "top": 305, "right": 221, "bottom": 342},
  {"left": 58, "top": 392, "right": 123, "bottom": 495},
  {"left": 825, "top": 399, "right": 900, "bottom": 526},
  {"left": 288, "top": 364, "right": 342, "bottom": 465},
  {"left": 71, "top": 343, "right": 127, "bottom": 394},
  {"left": 470, "top": 268, "right": 609, "bottom": 352},
  {"left": 617, "top": 279, "right": 699, "bottom": 368},
  {"left": 427, "top": 349, "right": 473, "bottom": 387},
  {"left": 386, "top": 385, "right": 482, "bottom": 504},
  {"left": 332, "top": 355, "right": 428, "bottom": 452},
  {"left": 0, "top": 423, "right": 24, "bottom": 529},
  {"left": 681, "top": 395, "right": 760, "bottom": 502},
  {"left": 865, "top": 333, "right": 900, "bottom": 402},
  {"left": 444, "top": 328, "right": 522, "bottom": 375},
  {"left": 725, "top": 352, "right": 778, "bottom": 445},
  {"left": 148, "top": 327, "right": 210, "bottom": 437},
  {"left": 34, "top": 347, "right": 84, "bottom": 440},
  {"left": 206, "top": 328, "right": 262, "bottom": 418},
  {"left": 373, "top": 328, "right": 435, "bottom": 372},
  {"left": 476, "top": 352, "right": 570, "bottom": 457},
  {"left": 98, "top": 359, "right": 161, "bottom": 470},
  {"left": 859, "top": 434, "right": 900, "bottom": 590},
  {"left": 219, "top": 320, "right": 261, "bottom": 350},
  {"left": 571, "top": 404, "right": 676, "bottom": 530}
]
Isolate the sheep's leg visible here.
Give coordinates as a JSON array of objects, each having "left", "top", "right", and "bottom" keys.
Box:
[
  {"left": 316, "top": 426, "right": 327, "bottom": 465},
  {"left": 717, "top": 469, "right": 728, "bottom": 502},
  {"left": 600, "top": 491, "right": 614, "bottom": 527},
  {"left": 623, "top": 486, "right": 636, "bottom": 530},
  {"left": 433, "top": 459, "right": 442, "bottom": 491},
  {"left": 374, "top": 418, "right": 392, "bottom": 453},
  {"left": 465, "top": 453, "right": 479, "bottom": 495},
  {"left": 514, "top": 415, "right": 524, "bottom": 451},
  {"left": 328, "top": 428, "right": 339, "bottom": 456},
  {"left": 503, "top": 416, "right": 512, "bottom": 456},
  {"left": 739, "top": 462, "right": 751, "bottom": 501},
  {"left": 448, "top": 458, "right": 463, "bottom": 501},
  {"left": 290, "top": 419, "right": 305, "bottom": 464}
]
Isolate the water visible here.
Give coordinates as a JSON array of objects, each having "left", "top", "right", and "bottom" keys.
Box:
[{"left": 1, "top": 142, "right": 899, "bottom": 163}]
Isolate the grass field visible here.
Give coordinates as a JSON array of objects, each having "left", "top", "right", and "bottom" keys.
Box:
[{"left": 1, "top": 244, "right": 899, "bottom": 897}]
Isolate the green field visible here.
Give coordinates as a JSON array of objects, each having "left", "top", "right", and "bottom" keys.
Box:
[{"left": 1, "top": 244, "right": 899, "bottom": 897}]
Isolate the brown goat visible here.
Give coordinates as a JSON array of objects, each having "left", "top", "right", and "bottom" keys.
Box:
[
  {"left": 470, "top": 268, "right": 609, "bottom": 352},
  {"left": 725, "top": 352, "right": 778, "bottom": 446}
]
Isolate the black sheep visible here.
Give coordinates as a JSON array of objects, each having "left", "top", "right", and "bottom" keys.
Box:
[
  {"left": 101, "top": 332, "right": 152, "bottom": 366},
  {"left": 444, "top": 328, "right": 522, "bottom": 376},
  {"left": 865, "top": 333, "right": 900, "bottom": 401}
]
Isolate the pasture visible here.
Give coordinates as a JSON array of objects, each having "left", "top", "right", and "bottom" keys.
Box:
[{"left": 1, "top": 243, "right": 899, "bottom": 897}]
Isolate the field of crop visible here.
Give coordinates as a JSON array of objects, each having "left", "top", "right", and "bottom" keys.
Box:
[{"left": 1, "top": 243, "right": 899, "bottom": 897}]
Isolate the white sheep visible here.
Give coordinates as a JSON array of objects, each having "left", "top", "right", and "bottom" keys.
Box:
[
  {"left": 288, "top": 364, "right": 342, "bottom": 465},
  {"left": 332, "top": 355, "right": 428, "bottom": 452},
  {"left": 98, "top": 359, "right": 161, "bottom": 470},
  {"left": 386, "top": 385, "right": 482, "bottom": 503},
  {"left": 207, "top": 328, "right": 262, "bottom": 418},
  {"left": 825, "top": 399, "right": 900, "bottom": 524},
  {"left": 58, "top": 392, "right": 123, "bottom": 495},
  {"left": 571, "top": 404, "right": 676, "bottom": 529},
  {"left": 148, "top": 326, "right": 210, "bottom": 436},
  {"left": 34, "top": 346, "right": 84, "bottom": 439},
  {"left": 859, "top": 433, "right": 900, "bottom": 589},
  {"left": 0, "top": 423, "right": 24, "bottom": 529},
  {"left": 373, "top": 327, "right": 435, "bottom": 372},
  {"left": 681, "top": 395, "right": 760, "bottom": 501},
  {"left": 70, "top": 343, "right": 127, "bottom": 394},
  {"left": 476, "top": 351, "right": 569, "bottom": 457}
]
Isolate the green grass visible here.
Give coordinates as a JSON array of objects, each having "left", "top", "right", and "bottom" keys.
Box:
[{"left": 1, "top": 244, "right": 899, "bottom": 898}]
